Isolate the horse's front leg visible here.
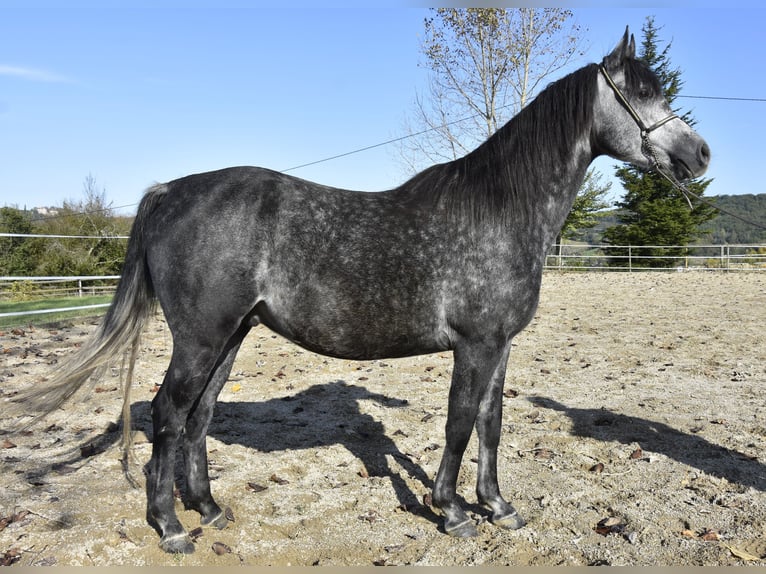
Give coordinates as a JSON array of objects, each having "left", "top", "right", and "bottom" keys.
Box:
[
  {"left": 432, "top": 339, "right": 512, "bottom": 537},
  {"left": 475, "top": 341, "right": 525, "bottom": 530}
]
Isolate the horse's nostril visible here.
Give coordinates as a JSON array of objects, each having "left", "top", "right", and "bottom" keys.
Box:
[{"left": 699, "top": 142, "right": 711, "bottom": 165}]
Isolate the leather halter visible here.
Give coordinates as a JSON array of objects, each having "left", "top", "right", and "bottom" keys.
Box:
[{"left": 599, "top": 64, "right": 679, "bottom": 139}]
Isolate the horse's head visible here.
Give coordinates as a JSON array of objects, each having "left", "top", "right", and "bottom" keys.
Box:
[{"left": 593, "top": 27, "right": 710, "bottom": 181}]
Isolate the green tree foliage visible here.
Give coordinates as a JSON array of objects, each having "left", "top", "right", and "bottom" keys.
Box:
[
  {"left": 0, "top": 175, "right": 131, "bottom": 281},
  {"left": 560, "top": 169, "right": 611, "bottom": 243},
  {"left": 603, "top": 17, "right": 717, "bottom": 268},
  {"left": 0, "top": 207, "right": 41, "bottom": 275}
]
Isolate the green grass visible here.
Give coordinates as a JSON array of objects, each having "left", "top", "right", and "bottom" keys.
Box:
[{"left": 0, "top": 295, "right": 112, "bottom": 329}]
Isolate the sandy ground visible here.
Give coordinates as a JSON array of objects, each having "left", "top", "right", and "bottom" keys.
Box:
[{"left": 1, "top": 271, "right": 765, "bottom": 567}]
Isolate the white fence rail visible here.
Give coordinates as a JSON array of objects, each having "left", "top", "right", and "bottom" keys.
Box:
[
  {"left": 545, "top": 244, "right": 766, "bottom": 271},
  {"left": 0, "top": 275, "right": 120, "bottom": 319}
]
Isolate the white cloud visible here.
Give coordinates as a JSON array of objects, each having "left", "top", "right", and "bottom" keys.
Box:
[{"left": 0, "top": 65, "right": 71, "bottom": 83}]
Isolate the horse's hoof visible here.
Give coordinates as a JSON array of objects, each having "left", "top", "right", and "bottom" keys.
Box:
[
  {"left": 202, "top": 510, "right": 229, "bottom": 530},
  {"left": 445, "top": 517, "right": 478, "bottom": 538},
  {"left": 159, "top": 532, "right": 195, "bottom": 554},
  {"left": 492, "top": 510, "right": 525, "bottom": 530}
]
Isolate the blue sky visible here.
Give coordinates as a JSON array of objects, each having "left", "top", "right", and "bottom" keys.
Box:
[{"left": 1, "top": 2, "right": 764, "bottom": 214}]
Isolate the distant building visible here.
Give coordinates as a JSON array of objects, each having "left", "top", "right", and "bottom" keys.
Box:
[{"left": 32, "top": 206, "right": 60, "bottom": 217}]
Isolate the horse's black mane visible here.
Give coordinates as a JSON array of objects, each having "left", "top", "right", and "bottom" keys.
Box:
[{"left": 400, "top": 63, "right": 602, "bottom": 224}]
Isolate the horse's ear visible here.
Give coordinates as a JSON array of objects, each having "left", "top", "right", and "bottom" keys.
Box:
[{"left": 603, "top": 26, "right": 635, "bottom": 71}]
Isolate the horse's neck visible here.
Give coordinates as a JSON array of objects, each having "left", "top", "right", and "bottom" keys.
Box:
[
  {"left": 533, "top": 140, "right": 594, "bottom": 249},
  {"left": 477, "top": 121, "right": 594, "bottom": 250}
]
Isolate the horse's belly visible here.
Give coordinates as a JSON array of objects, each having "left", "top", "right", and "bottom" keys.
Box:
[{"left": 252, "top": 298, "right": 449, "bottom": 361}]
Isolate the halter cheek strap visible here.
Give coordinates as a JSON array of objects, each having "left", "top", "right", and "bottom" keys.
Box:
[{"left": 599, "top": 65, "right": 678, "bottom": 138}]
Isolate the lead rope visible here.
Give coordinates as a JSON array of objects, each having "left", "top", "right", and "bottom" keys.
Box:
[{"left": 643, "top": 132, "right": 766, "bottom": 230}]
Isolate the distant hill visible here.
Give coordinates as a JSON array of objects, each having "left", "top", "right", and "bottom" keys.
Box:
[
  {"left": 573, "top": 193, "right": 766, "bottom": 245},
  {"left": 696, "top": 194, "right": 766, "bottom": 244}
]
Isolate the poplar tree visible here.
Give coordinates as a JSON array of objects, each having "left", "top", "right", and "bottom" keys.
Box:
[{"left": 400, "top": 8, "right": 609, "bottom": 239}]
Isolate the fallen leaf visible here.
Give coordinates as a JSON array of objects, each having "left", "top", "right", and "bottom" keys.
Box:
[
  {"left": 358, "top": 510, "right": 380, "bottom": 523},
  {"left": 701, "top": 529, "right": 720, "bottom": 542},
  {"left": 231, "top": 383, "right": 241, "bottom": 392},
  {"left": 725, "top": 544, "right": 761, "bottom": 562},
  {"left": 189, "top": 527, "right": 204, "bottom": 541},
  {"left": 503, "top": 388, "right": 519, "bottom": 398},
  {"left": 534, "top": 448, "right": 554, "bottom": 461},
  {"left": 589, "top": 463, "right": 605, "bottom": 474},
  {"left": 595, "top": 516, "right": 625, "bottom": 536},
  {"left": 420, "top": 413, "right": 434, "bottom": 423},
  {"left": 630, "top": 447, "right": 643, "bottom": 460},
  {"left": 1, "top": 548, "right": 21, "bottom": 567},
  {"left": 117, "top": 528, "right": 135, "bottom": 544},
  {"left": 681, "top": 529, "right": 698, "bottom": 539},
  {"left": 11, "top": 510, "right": 29, "bottom": 523},
  {"left": 246, "top": 482, "right": 267, "bottom": 493},
  {"left": 211, "top": 541, "right": 232, "bottom": 555},
  {"left": 224, "top": 507, "right": 235, "bottom": 522},
  {"left": 1, "top": 439, "right": 16, "bottom": 449},
  {"left": 269, "top": 473, "right": 289, "bottom": 485}
]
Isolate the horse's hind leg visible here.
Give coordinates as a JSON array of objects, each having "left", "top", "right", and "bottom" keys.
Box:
[
  {"left": 145, "top": 334, "right": 234, "bottom": 554},
  {"left": 182, "top": 324, "right": 250, "bottom": 530}
]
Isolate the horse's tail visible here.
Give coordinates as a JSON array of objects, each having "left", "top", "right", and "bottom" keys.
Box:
[{"left": 4, "top": 184, "right": 167, "bottom": 452}]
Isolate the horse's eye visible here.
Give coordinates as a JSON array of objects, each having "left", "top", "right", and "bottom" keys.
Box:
[{"left": 638, "top": 87, "right": 651, "bottom": 100}]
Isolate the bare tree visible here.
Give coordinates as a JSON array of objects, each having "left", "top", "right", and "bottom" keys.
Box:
[{"left": 398, "top": 8, "right": 586, "bottom": 173}]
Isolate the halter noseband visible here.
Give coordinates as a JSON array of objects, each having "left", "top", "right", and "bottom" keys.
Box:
[{"left": 599, "top": 64, "right": 679, "bottom": 169}]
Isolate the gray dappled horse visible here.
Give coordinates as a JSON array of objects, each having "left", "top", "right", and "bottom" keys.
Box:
[{"left": 9, "top": 29, "right": 709, "bottom": 553}]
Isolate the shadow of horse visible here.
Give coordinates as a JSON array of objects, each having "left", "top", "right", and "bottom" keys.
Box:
[
  {"left": 528, "top": 395, "right": 766, "bottom": 492},
  {"left": 122, "top": 380, "right": 440, "bottom": 526},
  {"left": 209, "top": 381, "right": 433, "bottom": 502}
]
